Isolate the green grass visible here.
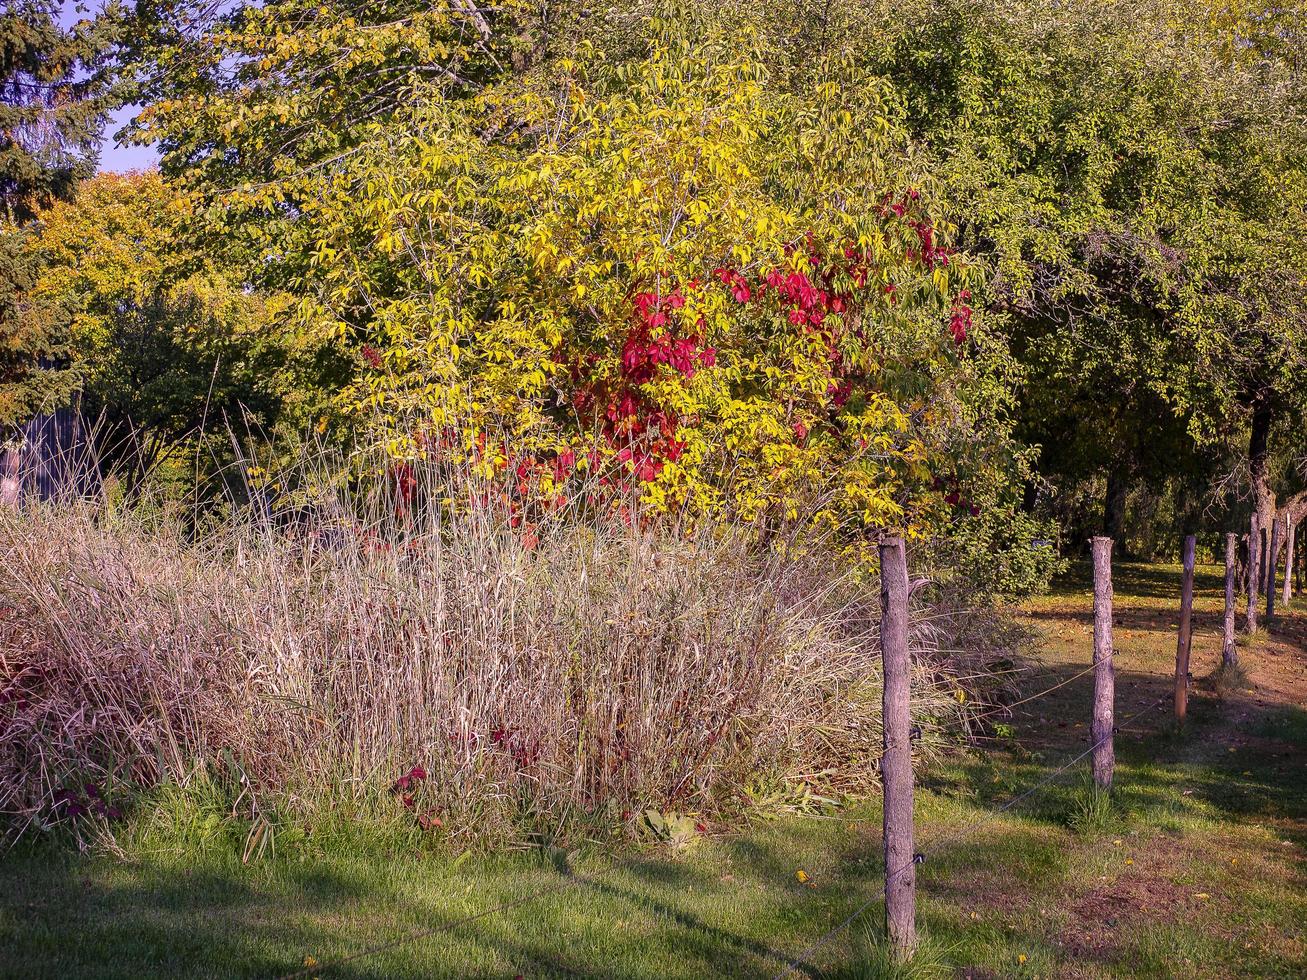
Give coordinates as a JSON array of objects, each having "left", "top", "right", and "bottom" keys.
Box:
[{"left": 3, "top": 559, "right": 1305, "bottom": 978}]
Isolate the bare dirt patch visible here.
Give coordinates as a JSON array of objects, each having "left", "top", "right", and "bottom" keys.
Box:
[{"left": 1055, "top": 851, "right": 1191, "bottom": 964}]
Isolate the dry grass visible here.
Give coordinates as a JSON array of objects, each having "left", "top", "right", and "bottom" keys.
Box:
[{"left": 0, "top": 464, "right": 1019, "bottom": 845}]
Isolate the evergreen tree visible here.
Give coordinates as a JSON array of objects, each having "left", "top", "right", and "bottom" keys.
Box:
[{"left": 1, "top": 1, "right": 111, "bottom": 222}]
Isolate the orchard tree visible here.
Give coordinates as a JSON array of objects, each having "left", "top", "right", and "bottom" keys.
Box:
[
  {"left": 1179, "top": 0, "right": 1307, "bottom": 562},
  {"left": 794, "top": 0, "right": 1307, "bottom": 550}
]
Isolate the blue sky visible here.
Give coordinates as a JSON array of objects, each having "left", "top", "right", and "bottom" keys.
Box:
[
  {"left": 99, "top": 103, "right": 157, "bottom": 173},
  {"left": 60, "top": 2, "right": 160, "bottom": 172}
]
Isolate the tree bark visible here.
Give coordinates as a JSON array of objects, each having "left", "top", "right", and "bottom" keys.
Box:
[
  {"left": 878, "top": 537, "right": 916, "bottom": 960},
  {"left": 1249, "top": 399, "right": 1275, "bottom": 524},
  {"left": 1237, "top": 533, "right": 1249, "bottom": 597},
  {"left": 1223, "top": 532, "right": 1239, "bottom": 668},
  {"left": 1260, "top": 524, "right": 1270, "bottom": 596},
  {"left": 1267, "top": 514, "right": 1282, "bottom": 622},
  {"left": 1175, "top": 535, "right": 1196, "bottom": 723},
  {"left": 1103, "top": 469, "right": 1128, "bottom": 552},
  {"left": 1091, "top": 537, "right": 1115, "bottom": 789},
  {"left": 1296, "top": 528, "right": 1303, "bottom": 593},
  {"left": 1247, "top": 510, "right": 1261, "bottom": 633}
]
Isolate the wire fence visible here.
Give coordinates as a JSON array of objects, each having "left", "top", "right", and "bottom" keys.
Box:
[
  {"left": 769, "top": 689, "right": 1173, "bottom": 979},
  {"left": 269, "top": 640, "right": 1178, "bottom": 980}
]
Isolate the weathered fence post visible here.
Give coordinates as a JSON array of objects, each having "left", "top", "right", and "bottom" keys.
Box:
[
  {"left": 1091, "top": 536, "right": 1115, "bottom": 789},
  {"left": 1175, "top": 535, "right": 1196, "bottom": 723},
  {"left": 1283, "top": 518, "right": 1295, "bottom": 607},
  {"left": 1267, "top": 514, "right": 1282, "bottom": 622},
  {"left": 1223, "top": 532, "right": 1239, "bottom": 668},
  {"left": 1247, "top": 511, "right": 1260, "bottom": 633},
  {"left": 878, "top": 537, "right": 916, "bottom": 960}
]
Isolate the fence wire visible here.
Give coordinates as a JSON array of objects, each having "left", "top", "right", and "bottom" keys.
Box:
[
  {"left": 769, "top": 689, "right": 1174, "bottom": 979},
  {"left": 276, "top": 661, "right": 1173, "bottom": 980}
]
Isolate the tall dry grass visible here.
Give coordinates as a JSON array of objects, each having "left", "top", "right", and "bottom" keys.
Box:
[{"left": 0, "top": 461, "right": 1019, "bottom": 845}]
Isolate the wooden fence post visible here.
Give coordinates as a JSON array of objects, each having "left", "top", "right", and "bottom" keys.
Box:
[
  {"left": 1175, "top": 535, "right": 1196, "bottom": 723},
  {"left": 878, "top": 537, "right": 916, "bottom": 960},
  {"left": 1247, "top": 511, "right": 1260, "bottom": 633},
  {"left": 1267, "top": 514, "right": 1282, "bottom": 622},
  {"left": 1283, "top": 518, "right": 1295, "bottom": 607},
  {"left": 1223, "top": 532, "right": 1239, "bottom": 668},
  {"left": 1091, "top": 537, "right": 1115, "bottom": 789}
]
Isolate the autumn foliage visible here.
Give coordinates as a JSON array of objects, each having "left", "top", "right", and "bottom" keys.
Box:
[{"left": 235, "top": 29, "right": 1013, "bottom": 543}]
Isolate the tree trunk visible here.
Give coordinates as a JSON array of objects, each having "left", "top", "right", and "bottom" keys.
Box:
[
  {"left": 1247, "top": 510, "right": 1260, "bottom": 633},
  {"left": 1267, "top": 515, "right": 1282, "bottom": 622},
  {"left": 1175, "top": 535, "right": 1196, "bottom": 723},
  {"left": 1249, "top": 400, "right": 1276, "bottom": 589},
  {"left": 1296, "top": 528, "right": 1303, "bottom": 592},
  {"left": 1223, "top": 532, "right": 1238, "bottom": 667},
  {"left": 1091, "top": 537, "right": 1115, "bottom": 789},
  {"left": 1103, "top": 469, "right": 1128, "bottom": 553},
  {"left": 1260, "top": 525, "right": 1270, "bottom": 595},
  {"left": 1237, "top": 533, "right": 1249, "bottom": 597}
]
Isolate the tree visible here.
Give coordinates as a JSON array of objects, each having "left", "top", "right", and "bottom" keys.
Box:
[
  {"left": 1171, "top": 1, "right": 1307, "bottom": 552},
  {"left": 821, "top": 0, "right": 1307, "bottom": 550},
  {"left": 1, "top": 1, "right": 116, "bottom": 500},
  {"left": 330, "top": 34, "right": 1001, "bottom": 533},
  {"left": 124, "top": 0, "right": 528, "bottom": 293},
  {"left": 27, "top": 171, "right": 342, "bottom": 493},
  {"left": 1, "top": 1, "right": 116, "bottom": 224},
  {"left": 119, "top": 3, "right": 1060, "bottom": 591}
]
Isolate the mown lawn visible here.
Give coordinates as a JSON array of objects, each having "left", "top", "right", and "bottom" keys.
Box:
[{"left": 2, "top": 562, "right": 1304, "bottom": 978}]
